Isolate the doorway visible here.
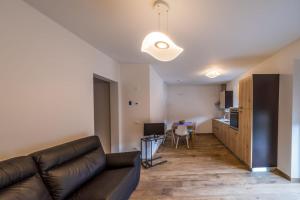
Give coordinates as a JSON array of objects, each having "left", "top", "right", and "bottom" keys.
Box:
[{"left": 93, "top": 77, "right": 111, "bottom": 153}]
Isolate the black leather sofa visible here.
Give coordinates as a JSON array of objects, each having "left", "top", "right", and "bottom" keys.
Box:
[{"left": 0, "top": 136, "right": 141, "bottom": 200}]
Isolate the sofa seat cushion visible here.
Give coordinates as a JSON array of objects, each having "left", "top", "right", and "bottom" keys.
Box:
[
  {"left": 0, "top": 174, "right": 53, "bottom": 200},
  {"left": 68, "top": 167, "right": 139, "bottom": 200}
]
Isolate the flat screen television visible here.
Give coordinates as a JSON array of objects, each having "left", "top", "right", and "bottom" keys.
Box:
[{"left": 144, "top": 123, "right": 165, "bottom": 136}]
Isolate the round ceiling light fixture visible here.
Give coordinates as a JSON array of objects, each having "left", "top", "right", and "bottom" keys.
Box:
[
  {"left": 205, "top": 70, "right": 221, "bottom": 79},
  {"left": 141, "top": 0, "right": 183, "bottom": 62},
  {"left": 155, "top": 41, "right": 169, "bottom": 49}
]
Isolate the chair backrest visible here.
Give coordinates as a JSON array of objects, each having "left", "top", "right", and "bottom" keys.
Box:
[
  {"left": 175, "top": 125, "right": 188, "bottom": 136},
  {"left": 31, "top": 136, "right": 106, "bottom": 200},
  {"left": 0, "top": 156, "right": 53, "bottom": 200}
]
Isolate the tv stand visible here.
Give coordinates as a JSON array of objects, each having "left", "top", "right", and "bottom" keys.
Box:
[{"left": 140, "top": 135, "right": 167, "bottom": 169}]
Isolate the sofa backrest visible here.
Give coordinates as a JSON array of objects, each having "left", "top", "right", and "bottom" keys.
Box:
[
  {"left": 0, "top": 156, "right": 53, "bottom": 200},
  {"left": 31, "top": 136, "right": 106, "bottom": 200}
]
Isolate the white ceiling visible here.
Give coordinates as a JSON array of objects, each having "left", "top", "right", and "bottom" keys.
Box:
[{"left": 24, "top": 0, "right": 300, "bottom": 84}]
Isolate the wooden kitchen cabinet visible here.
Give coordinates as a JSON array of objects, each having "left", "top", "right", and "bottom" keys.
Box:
[
  {"left": 212, "top": 119, "right": 239, "bottom": 159},
  {"left": 212, "top": 120, "right": 218, "bottom": 134},
  {"left": 224, "top": 125, "right": 229, "bottom": 147},
  {"left": 230, "top": 128, "right": 239, "bottom": 156},
  {"left": 220, "top": 123, "right": 225, "bottom": 143},
  {"left": 227, "top": 129, "right": 233, "bottom": 151},
  {"left": 238, "top": 76, "right": 253, "bottom": 167},
  {"left": 235, "top": 128, "right": 243, "bottom": 160}
]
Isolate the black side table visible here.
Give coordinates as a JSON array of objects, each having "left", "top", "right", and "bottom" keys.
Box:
[{"left": 140, "top": 136, "right": 167, "bottom": 169}]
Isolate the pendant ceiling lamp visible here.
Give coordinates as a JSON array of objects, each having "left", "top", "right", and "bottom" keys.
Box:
[{"left": 141, "top": 0, "right": 183, "bottom": 62}]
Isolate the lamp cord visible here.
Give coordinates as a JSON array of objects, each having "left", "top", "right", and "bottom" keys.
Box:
[
  {"left": 158, "top": 12, "right": 161, "bottom": 31},
  {"left": 157, "top": 2, "right": 169, "bottom": 33},
  {"left": 166, "top": 10, "right": 169, "bottom": 33}
]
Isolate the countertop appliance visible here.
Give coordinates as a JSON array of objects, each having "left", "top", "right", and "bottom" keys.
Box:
[{"left": 230, "top": 108, "right": 239, "bottom": 130}]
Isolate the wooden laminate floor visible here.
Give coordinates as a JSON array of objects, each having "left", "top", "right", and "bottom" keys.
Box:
[{"left": 131, "top": 134, "right": 300, "bottom": 200}]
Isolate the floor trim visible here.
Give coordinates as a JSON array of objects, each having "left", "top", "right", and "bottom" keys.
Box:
[
  {"left": 273, "top": 169, "right": 300, "bottom": 182},
  {"left": 194, "top": 132, "right": 213, "bottom": 135},
  {"left": 274, "top": 169, "right": 290, "bottom": 181}
]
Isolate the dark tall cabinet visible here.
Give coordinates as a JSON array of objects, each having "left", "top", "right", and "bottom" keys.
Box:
[
  {"left": 252, "top": 74, "right": 279, "bottom": 168},
  {"left": 239, "top": 74, "right": 279, "bottom": 169}
]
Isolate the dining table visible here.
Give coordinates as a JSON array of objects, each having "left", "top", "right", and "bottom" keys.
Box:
[{"left": 174, "top": 122, "right": 193, "bottom": 127}]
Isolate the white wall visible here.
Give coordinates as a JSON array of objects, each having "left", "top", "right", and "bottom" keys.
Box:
[
  {"left": 0, "top": 0, "right": 121, "bottom": 160},
  {"left": 149, "top": 66, "right": 167, "bottom": 122},
  {"left": 167, "top": 85, "right": 221, "bottom": 133},
  {"left": 120, "top": 64, "right": 150, "bottom": 151},
  {"left": 291, "top": 61, "right": 300, "bottom": 179},
  {"left": 278, "top": 75, "right": 293, "bottom": 177},
  {"left": 120, "top": 65, "right": 167, "bottom": 158},
  {"left": 148, "top": 66, "right": 167, "bottom": 157},
  {"left": 227, "top": 39, "right": 300, "bottom": 178}
]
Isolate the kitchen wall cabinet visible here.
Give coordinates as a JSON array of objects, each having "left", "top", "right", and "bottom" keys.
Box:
[{"left": 220, "top": 90, "right": 233, "bottom": 109}]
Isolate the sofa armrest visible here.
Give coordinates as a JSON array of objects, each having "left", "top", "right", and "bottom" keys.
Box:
[{"left": 106, "top": 151, "right": 141, "bottom": 169}]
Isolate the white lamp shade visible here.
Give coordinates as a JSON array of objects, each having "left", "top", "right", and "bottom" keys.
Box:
[{"left": 141, "top": 32, "right": 183, "bottom": 62}]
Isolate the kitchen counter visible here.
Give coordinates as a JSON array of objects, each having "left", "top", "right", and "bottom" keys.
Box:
[
  {"left": 214, "top": 118, "right": 239, "bottom": 131},
  {"left": 214, "top": 118, "right": 230, "bottom": 126}
]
